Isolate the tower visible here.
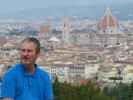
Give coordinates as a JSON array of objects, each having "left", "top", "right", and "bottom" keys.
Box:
[{"left": 62, "top": 17, "right": 71, "bottom": 44}]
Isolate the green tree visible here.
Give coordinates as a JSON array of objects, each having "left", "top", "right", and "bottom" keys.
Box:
[
  {"left": 53, "top": 76, "right": 61, "bottom": 100},
  {"left": 53, "top": 80, "right": 116, "bottom": 100},
  {"left": 127, "top": 82, "right": 133, "bottom": 100}
]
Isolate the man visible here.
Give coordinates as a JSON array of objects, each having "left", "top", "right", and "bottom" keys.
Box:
[{"left": 1, "top": 37, "right": 53, "bottom": 100}]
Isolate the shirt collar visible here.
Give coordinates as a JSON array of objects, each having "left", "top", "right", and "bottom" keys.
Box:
[{"left": 20, "top": 64, "right": 39, "bottom": 78}]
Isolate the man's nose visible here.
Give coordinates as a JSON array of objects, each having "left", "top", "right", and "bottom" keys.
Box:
[{"left": 22, "top": 50, "right": 29, "bottom": 56}]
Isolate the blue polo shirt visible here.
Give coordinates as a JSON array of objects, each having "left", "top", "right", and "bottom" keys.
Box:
[{"left": 1, "top": 64, "right": 53, "bottom": 100}]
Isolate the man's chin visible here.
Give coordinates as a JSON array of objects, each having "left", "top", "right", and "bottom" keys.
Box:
[{"left": 21, "top": 61, "right": 31, "bottom": 65}]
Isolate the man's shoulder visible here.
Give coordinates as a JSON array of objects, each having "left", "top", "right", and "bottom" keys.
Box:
[
  {"left": 36, "top": 66, "right": 50, "bottom": 80},
  {"left": 37, "top": 67, "right": 49, "bottom": 76},
  {"left": 3, "top": 64, "right": 22, "bottom": 78}
]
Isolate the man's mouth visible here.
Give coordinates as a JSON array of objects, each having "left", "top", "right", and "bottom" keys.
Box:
[{"left": 22, "top": 56, "right": 29, "bottom": 59}]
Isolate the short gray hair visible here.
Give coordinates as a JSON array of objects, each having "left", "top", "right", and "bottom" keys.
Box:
[{"left": 21, "top": 37, "right": 41, "bottom": 53}]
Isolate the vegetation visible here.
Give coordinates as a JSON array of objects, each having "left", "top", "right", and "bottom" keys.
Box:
[
  {"left": 53, "top": 77, "right": 116, "bottom": 100},
  {"left": 53, "top": 77, "right": 133, "bottom": 100},
  {"left": 103, "top": 82, "right": 133, "bottom": 100}
]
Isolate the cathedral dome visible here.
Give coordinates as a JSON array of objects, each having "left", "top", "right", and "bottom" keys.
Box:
[{"left": 98, "top": 8, "right": 119, "bottom": 33}]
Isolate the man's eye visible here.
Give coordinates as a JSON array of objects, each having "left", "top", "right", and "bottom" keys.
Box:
[
  {"left": 27, "top": 50, "right": 32, "bottom": 52},
  {"left": 21, "top": 49, "right": 25, "bottom": 52},
  {"left": 20, "top": 49, "right": 32, "bottom": 52}
]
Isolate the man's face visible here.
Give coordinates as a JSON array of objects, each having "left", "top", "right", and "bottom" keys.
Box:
[{"left": 20, "top": 41, "right": 39, "bottom": 66}]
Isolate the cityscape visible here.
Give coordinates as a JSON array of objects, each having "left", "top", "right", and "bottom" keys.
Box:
[
  {"left": 0, "top": 7, "right": 133, "bottom": 86},
  {"left": 1, "top": 0, "right": 133, "bottom": 99}
]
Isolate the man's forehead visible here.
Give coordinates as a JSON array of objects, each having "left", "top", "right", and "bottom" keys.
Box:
[{"left": 20, "top": 41, "right": 37, "bottom": 48}]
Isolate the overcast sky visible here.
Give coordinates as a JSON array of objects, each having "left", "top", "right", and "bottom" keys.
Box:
[{"left": 0, "top": 0, "right": 132, "bottom": 14}]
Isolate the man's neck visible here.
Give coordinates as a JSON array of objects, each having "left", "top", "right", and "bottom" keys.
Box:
[{"left": 25, "top": 64, "right": 35, "bottom": 74}]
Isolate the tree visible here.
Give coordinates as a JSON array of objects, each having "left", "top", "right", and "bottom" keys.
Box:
[
  {"left": 53, "top": 76, "right": 61, "bottom": 100},
  {"left": 53, "top": 80, "right": 116, "bottom": 100}
]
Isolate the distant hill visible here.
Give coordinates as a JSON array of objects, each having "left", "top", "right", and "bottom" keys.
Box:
[{"left": 0, "top": 3, "right": 133, "bottom": 20}]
